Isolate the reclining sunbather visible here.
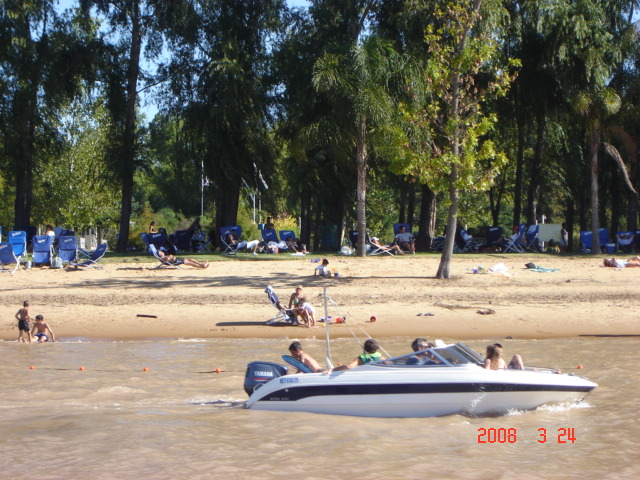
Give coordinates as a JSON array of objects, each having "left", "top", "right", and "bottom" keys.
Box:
[
  {"left": 157, "top": 250, "right": 209, "bottom": 268},
  {"left": 603, "top": 256, "right": 640, "bottom": 268}
]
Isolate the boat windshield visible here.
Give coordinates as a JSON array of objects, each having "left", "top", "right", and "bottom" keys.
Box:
[
  {"left": 375, "top": 343, "right": 484, "bottom": 367},
  {"left": 434, "top": 343, "right": 484, "bottom": 365}
]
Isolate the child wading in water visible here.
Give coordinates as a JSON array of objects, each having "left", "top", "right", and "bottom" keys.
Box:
[
  {"left": 31, "top": 315, "right": 56, "bottom": 343},
  {"left": 15, "top": 301, "right": 32, "bottom": 343}
]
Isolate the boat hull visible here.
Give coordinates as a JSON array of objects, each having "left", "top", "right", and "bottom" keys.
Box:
[{"left": 246, "top": 365, "right": 597, "bottom": 418}]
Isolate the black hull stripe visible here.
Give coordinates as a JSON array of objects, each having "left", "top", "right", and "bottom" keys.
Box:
[{"left": 258, "top": 383, "right": 594, "bottom": 402}]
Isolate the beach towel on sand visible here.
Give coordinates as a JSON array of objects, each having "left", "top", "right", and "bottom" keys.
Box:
[{"left": 524, "top": 263, "right": 559, "bottom": 273}]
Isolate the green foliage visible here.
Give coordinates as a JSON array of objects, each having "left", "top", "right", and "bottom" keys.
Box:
[{"left": 32, "top": 95, "right": 120, "bottom": 230}]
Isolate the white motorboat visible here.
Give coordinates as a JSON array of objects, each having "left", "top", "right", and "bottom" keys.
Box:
[{"left": 244, "top": 342, "right": 597, "bottom": 418}]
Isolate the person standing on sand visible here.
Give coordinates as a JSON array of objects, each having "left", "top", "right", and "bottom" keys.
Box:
[
  {"left": 15, "top": 301, "right": 32, "bottom": 343},
  {"left": 31, "top": 315, "right": 56, "bottom": 342}
]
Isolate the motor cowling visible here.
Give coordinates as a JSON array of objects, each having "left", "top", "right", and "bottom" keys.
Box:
[{"left": 244, "top": 361, "right": 288, "bottom": 396}]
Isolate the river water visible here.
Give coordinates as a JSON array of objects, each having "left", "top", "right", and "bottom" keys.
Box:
[{"left": 0, "top": 336, "right": 637, "bottom": 480}]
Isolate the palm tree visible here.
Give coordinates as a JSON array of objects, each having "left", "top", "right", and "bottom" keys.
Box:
[{"left": 313, "top": 36, "right": 405, "bottom": 256}]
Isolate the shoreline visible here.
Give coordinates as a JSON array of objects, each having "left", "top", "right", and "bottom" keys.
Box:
[{"left": 2, "top": 255, "right": 639, "bottom": 341}]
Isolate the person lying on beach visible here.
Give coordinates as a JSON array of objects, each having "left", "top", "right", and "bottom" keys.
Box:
[
  {"left": 288, "top": 341, "right": 323, "bottom": 373},
  {"left": 327, "top": 339, "right": 385, "bottom": 372},
  {"left": 31, "top": 315, "right": 56, "bottom": 342},
  {"left": 157, "top": 250, "right": 209, "bottom": 269},
  {"left": 603, "top": 256, "right": 640, "bottom": 268}
]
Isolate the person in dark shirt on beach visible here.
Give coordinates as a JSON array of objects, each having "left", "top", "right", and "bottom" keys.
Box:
[{"left": 15, "top": 301, "right": 32, "bottom": 343}]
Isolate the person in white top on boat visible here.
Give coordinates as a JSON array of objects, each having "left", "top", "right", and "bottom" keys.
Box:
[{"left": 288, "top": 341, "right": 323, "bottom": 373}]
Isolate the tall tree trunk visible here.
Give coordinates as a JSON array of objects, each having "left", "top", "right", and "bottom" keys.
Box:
[
  {"left": 513, "top": 112, "right": 525, "bottom": 227},
  {"left": 116, "top": 2, "right": 142, "bottom": 253},
  {"left": 407, "top": 185, "right": 416, "bottom": 226},
  {"left": 417, "top": 183, "right": 436, "bottom": 252},
  {"left": 437, "top": 166, "right": 459, "bottom": 279},
  {"left": 355, "top": 114, "right": 368, "bottom": 257},
  {"left": 526, "top": 109, "right": 546, "bottom": 225},
  {"left": 214, "top": 180, "right": 241, "bottom": 231},
  {"left": 14, "top": 105, "right": 35, "bottom": 230},
  {"left": 589, "top": 122, "right": 601, "bottom": 254}
]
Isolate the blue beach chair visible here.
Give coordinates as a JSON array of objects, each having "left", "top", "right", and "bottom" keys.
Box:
[
  {"left": 71, "top": 243, "right": 107, "bottom": 269},
  {"left": 8, "top": 231, "right": 27, "bottom": 262},
  {"left": 0, "top": 242, "right": 20, "bottom": 274},
  {"left": 32, "top": 235, "right": 54, "bottom": 266},
  {"left": 58, "top": 236, "right": 78, "bottom": 264}
]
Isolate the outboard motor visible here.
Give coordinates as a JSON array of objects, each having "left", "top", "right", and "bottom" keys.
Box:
[{"left": 244, "top": 361, "right": 288, "bottom": 396}]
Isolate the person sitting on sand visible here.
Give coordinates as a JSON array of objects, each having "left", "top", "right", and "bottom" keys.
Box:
[
  {"left": 288, "top": 341, "right": 323, "bottom": 373},
  {"left": 157, "top": 250, "right": 209, "bottom": 269},
  {"left": 31, "top": 315, "right": 56, "bottom": 342},
  {"left": 327, "top": 339, "right": 385, "bottom": 372},
  {"left": 603, "top": 256, "right": 640, "bottom": 268},
  {"left": 298, "top": 297, "right": 316, "bottom": 327},
  {"left": 314, "top": 258, "right": 331, "bottom": 277}
]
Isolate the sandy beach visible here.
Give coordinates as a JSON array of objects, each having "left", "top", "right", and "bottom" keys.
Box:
[{"left": 1, "top": 253, "right": 638, "bottom": 341}]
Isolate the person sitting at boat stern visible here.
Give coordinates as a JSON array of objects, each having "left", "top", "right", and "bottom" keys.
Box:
[
  {"left": 327, "top": 339, "right": 385, "bottom": 373},
  {"left": 288, "top": 342, "right": 323, "bottom": 373}
]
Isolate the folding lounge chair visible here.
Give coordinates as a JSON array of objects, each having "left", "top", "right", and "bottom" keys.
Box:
[
  {"left": 348, "top": 230, "right": 359, "bottom": 250},
  {"left": 261, "top": 228, "right": 286, "bottom": 253},
  {"left": 502, "top": 223, "right": 526, "bottom": 253},
  {"left": 148, "top": 244, "right": 181, "bottom": 269},
  {"left": 523, "top": 224, "right": 541, "bottom": 252},
  {"left": 616, "top": 231, "right": 635, "bottom": 253},
  {"left": 173, "top": 230, "right": 193, "bottom": 252},
  {"left": 482, "top": 226, "right": 503, "bottom": 251},
  {"left": 580, "top": 228, "right": 609, "bottom": 253},
  {"left": 8, "top": 231, "right": 27, "bottom": 262},
  {"left": 220, "top": 225, "right": 242, "bottom": 254},
  {"left": 264, "top": 286, "right": 299, "bottom": 325},
  {"left": 279, "top": 230, "right": 297, "bottom": 243},
  {"left": 454, "top": 226, "right": 478, "bottom": 253},
  {"left": 0, "top": 242, "right": 20, "bottom": 274},
  {"left": 71, "top": 243, "right": 107, "bottom": 269},
  {"left": 366, "top": 234, "right": 394, "bottom": 256},
  {"left": 57, "top": 236, "right": 78, "bottom": 264},
  {"left": 32, "top": 235, "right": 54, "bottom": 266},
  {"left": 393, "top": 223, "right": 416, "bottom": 253},
  {"left": 147, "top": 232, "right": 172, "bottom": 252}
]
